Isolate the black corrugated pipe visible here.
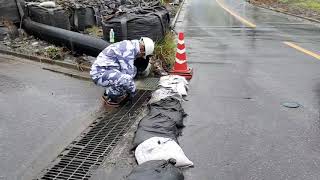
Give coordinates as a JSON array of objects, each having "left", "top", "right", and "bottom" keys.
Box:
[{"left": 23, "top": 18, "right": 110, "bottom": 57}]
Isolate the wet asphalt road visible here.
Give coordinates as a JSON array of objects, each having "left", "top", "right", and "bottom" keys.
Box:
[
  {"left": 176, "top": 0, "right": 320, "bottom": 179},
  {"left": 0, "top": 55, "right": 102, "bottom": 180}
]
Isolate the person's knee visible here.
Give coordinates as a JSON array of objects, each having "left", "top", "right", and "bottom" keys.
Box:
[{"left": 119, "top": 75, "right": 134, "bottom": 88}]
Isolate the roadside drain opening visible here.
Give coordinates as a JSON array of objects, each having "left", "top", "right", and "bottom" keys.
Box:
[
  {"left": 37, "top": 90, "right": 151, "bottom": 180},
  {"left": 135, "top": 77, "right": 159, "bottom": 91}
]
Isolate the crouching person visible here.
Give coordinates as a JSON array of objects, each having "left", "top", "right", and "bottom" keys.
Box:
[{"left": 90, "top": 37, "right": 154, "bottom": 107}]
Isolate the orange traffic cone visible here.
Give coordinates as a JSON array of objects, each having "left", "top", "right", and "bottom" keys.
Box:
[{"left": 170, "top": 32, "right": 193, "bottom": 80}]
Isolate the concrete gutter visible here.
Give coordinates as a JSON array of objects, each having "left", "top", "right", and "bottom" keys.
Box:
[
  {"left": 170, "top": 0, "right": 186, "bottom": 29},
  {"left": 42, "top": 66, "right": 159, "bottom": 91},
  {"left": 42, "top": 67, "right": 91, "bottom": 81},
  {"left": 1, "top": 52, "right": 159, "bottom": 91},
  {"left": 0, "top": 48, "right": 91, "bottom": 71}
]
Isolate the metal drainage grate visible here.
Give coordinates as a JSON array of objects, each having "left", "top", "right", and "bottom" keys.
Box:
[
  {"left": 38, "top": 90, "right": 151, "bottom": 180},
  {"left": 135, "top": 77, "right": 159, "bottom": 90}
]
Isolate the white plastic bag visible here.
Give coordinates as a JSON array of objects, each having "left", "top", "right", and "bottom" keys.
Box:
[{"left": 135, "top": 137, "right": 194, "bottom": 168}]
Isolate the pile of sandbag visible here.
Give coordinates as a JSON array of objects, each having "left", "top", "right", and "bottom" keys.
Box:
[
  {"left": 23, "top": 0, "right": 170, "bottom": 41},
  {"left": 26, "top": 3, "right": 72, "bottom": 30},
  {"left": 102, "top": 6, "right": 170, "bottom": 42},
  {"left": 126, "top": 75, "right": 192, "bottom": 180},
  {"left": 24, "top": 1, "right": 100, "bottom": 31},
  {"left": 25, "top": 0, "right": 163, "bottom": 17}
]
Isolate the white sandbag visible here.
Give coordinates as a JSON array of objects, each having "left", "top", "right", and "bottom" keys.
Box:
[
  {"left": 159, "top": 75, "right": 189, "bottom": 86},
  {"left": 39, "top": 1, "right": 56, "bottom": 8},
  {"left": 135, "top": 137, "right": 194, "bottom": 168},
  {"left": 159, "top": 75, "right": 189, "bottom": 96},
  {"left": 148, "top": 88, "right": 184, "bottom": 104}
]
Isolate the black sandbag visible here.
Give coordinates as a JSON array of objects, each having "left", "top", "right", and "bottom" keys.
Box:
[
  {"left": 146, "top": 6, "right": 170, "bottom": 30},
  {"left": 0, "top": 26, "right": 9, "bottom": 40},
  {"left": 27, "top": 5, "right": 71, "bottom": 30},
  {"left": 93, "top": 7, "right": 103, "bottom": 26},
  {"left": 0, "top": 0, "right": 20, "bottom": 23},
  {"left": 0, "top": 20, "right": 19, "bottom": 40},
  {"left": 149, "top": 97, "right": 187, "bottom": 128},
  {"left": 132, "top": 113, "right": 179, "bottom": 149},
  {"left": 23, "top": 18, "right": 109, "bottom": 56},
  {"left": 126, "top": 160, "right": 184, "bottom": 180},
  {"left": 102, "top": 7, "right": 170, "bottom": 42},
  {"left": 71, "top": 7, "right": 96, "bottom": 31}
]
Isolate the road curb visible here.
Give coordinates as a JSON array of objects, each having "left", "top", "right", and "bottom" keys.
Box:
[
  {"left": 42, "top": 66, "right": 159, "bottom": 90},
  {"left": 252, "top": 3, "right": 320, "bottom": 24},
  {"left": 0, "top": 48, "right": 91, "bottom": 72},
  {"left": 170, "top": 0, "right": 186, "bottom": 29},
  {"left": 42, "top": 67, "right": 91, "bottom": 81}
]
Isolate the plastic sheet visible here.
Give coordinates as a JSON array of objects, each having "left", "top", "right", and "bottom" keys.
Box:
[{"left": 126, "top": 159, "right": 184, "bottom": 180}]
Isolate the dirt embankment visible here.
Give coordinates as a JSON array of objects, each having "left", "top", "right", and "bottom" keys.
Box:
[{"left": 249, "top": 0, "right": 320, "bottom": 21}]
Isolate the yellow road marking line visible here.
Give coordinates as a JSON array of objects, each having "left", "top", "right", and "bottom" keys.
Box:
[
  {"left": 215, "top": 0, "right": 257, "bottom": 28},
  {"left": 284, "top": 41, "right": 320, "bottom": 60}
]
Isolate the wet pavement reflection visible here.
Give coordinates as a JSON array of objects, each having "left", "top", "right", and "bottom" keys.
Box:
[{"left": 178, "top": 0, "right": 320, "bottom": 179}]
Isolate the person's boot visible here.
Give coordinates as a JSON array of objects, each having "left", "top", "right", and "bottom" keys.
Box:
[{"left": 102, "top": 93, "right": 128, "bottom": 107}]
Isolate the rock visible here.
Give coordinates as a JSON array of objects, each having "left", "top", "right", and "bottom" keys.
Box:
[
  {"left": 18, "top": 29, "right": 27, "bottom": 38},
  {"left": 87, "top": 56, "right": 96, "bottom": 63},
  {"left": 152, "top": 58, "right": 169, "bottom": 76},
  {"left": 32, "top": 42, "right": 39, "bottom": 46},
  {"left": 34, "top": 49, "right": 41, "bottom": 55},
  {"left": 76, "top": 55, "right": 95, "bottom": 65},
  {"left": 11, "top": 44, "right": 21, "bottom": 48},
  {"left": 3, "top": 41, "right": 11, "bottom": 46},
  {"left": 44, "top": 46, "right": 54, "bottom": 50},
  {"left": 39, "top": 1, "right": 56, "bottom": 8}
]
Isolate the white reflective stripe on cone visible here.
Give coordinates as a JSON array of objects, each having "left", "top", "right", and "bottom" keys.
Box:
[
  {"left": 175, "top": 58, "right": 186, "bottom": 64},
  {"left": 176, "top": 48, "right": 186, "bottom": 54},
  {"left": 178, "top": 39, "right": 184, "bottom": 44}
]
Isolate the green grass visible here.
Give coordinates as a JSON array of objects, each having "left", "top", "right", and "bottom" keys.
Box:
[
  {"left": 160, "top": 0, "right": 173, "bottom": 5},
  {"left": 154, "top": 31, "right": 177, "bottom": 69},
  {"left": 44, "top": 46, "right": 63, "bottom": 60},
  {"left": 279, "top": 0, "right": 320, "bottom": 12}
]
